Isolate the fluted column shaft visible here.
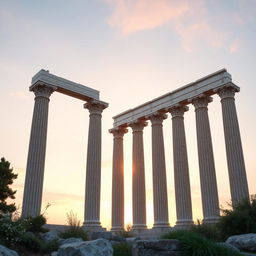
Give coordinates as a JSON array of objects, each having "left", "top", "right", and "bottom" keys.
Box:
[
  {"left": 84, "top": 100, "right": 107, "bottom": 228},
  {"left": 150, "top": 113, "right": 169, "bottom": 228},
  {"left": 110, "top": 127, "right": 128, "bottom": 231},
  {"left": 22, "top": 84, "right": 55, "bottom": 217},
  {"left": 192, "top": 96, "right": 219, "bottom": 223},
  {"left": 169, "top": 106, "right": 193, "bottom": 226},
  {"left": 130, "top": 121, "right": 147, "bottom": 230},
  {"left": 218, "top": 86, "right": 249, "bottom": 204}
]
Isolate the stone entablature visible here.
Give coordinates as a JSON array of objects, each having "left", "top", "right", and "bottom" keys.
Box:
[
  {"left": 113, "top": 69, "right": 235, "bottom": 127},
  {"left": 31, "top": 69, "right": 100, "bottom": 101}
]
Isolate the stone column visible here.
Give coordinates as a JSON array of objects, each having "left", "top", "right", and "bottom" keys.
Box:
[
  {"left": 109, "top": 127, "right": 128, "bottom": 232},
  {"left": 218, "top": 85, "right": 249, "bottom": 204},
  {"left": 83, "top": 100, "right": 108, "bottom": 230},
  {"left": 22, "top": 84, "right": 56, "bottom": 217},
  {"left": 169, "top": 105, "right": 193, "bottom": 226},
  {"left": 149, "top": 113, "right": 169, "bottom": 228},
  {"left": 192, "top": 95, "right": 220, "bottom": 223},
  {"left": 130, "top": 120, "right": 147, "bottom": 230}
]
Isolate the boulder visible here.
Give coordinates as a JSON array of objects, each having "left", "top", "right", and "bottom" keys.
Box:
[
  {"left": 0, "top": 245, "right": 19, "bottom": 256},
  {"left": 54, "top": 238, "right": 113, "bottom": 256},
  {"left": 132, "top": 239, "right": 181, "bottom": 256},
  {"left": 59, "top": 237, "right": 83, "bottom": 245},
  {"left": 41, "top": 231, "right": 60, "bottom": 242},
  {"left": 217, "top": 242, "right": 240, "bottom": 252},
  {"left": 226, "top": 233, "right": 256, "bottom": 252}
]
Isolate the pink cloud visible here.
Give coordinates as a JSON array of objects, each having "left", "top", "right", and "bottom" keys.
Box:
[
  {"left": 229, "top": 40, "right": 239, "bottom": 53},
  {"left": 106, "top": 0, "right": 189, "bottom": 35},
  {"left": 104, "top": 0, "right": 238, "bottom": 52}
]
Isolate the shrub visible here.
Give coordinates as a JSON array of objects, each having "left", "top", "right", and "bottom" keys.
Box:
[
  {"left": 161, "top": 230, "right": 241, "bottom": 256},
  {"left": 218, "top": 195, "right": 256, "bottom": 240},
  {"left": 190, "top": 220, "right": 221, "bottom": 242},
  {"left": 19, "top": 232, "right": 59, "bottom": 253},
  {"left": 113, "top": 242, "right": 132, "bottom": 256},
  {"left": 23, "top": 215, "right": 48, "bottom": 233},
  {"left": 59, "top": 211, "right": 88, "bottom": 240},
  {"left": 0, "top": 216, "right": 26, "bottom": 246}
]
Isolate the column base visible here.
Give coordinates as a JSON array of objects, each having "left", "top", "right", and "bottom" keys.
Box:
[
  {"left": 153, "top": 222, "right": 170, "bottom": 228},
  {"left": 111, "top": 226, "right": 125, "bottom": 232},
  {"left": 175, "top": 219, "right": 194, "bottom": 229},
  {"left": 202, "top": 216, "right": 219, "bottom": 224},
  {"left": 131, "top": 224, "right": 147, "bottom": 232},
  {"left": 83, "top": 220, "right": 105, "bottom": 232}
]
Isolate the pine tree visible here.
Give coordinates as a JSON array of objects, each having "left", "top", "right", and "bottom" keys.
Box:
[{"left": 0, "top": 157, "right": 18, "bottom": 216}]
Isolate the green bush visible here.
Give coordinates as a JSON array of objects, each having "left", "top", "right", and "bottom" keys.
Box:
[
  {"left": 0, "top": 216, "right": 26, "bottom": 246},
  {"left": 218, "top": 195, "right": 256, "bottom": 240},
  {"left": 113, "top": 242, "right": 132, "bottom": 256},
  {"left": 161, "top": 230, "right": 241, "bottom": 256},
  {"left": 22, "top": 215, "right": 48, "bottom": 233},
  {"left": 59, "top": 211, "right": 88, "bottom": 240},
  {"left": 190, "top": 220, "right": 221, "bottom": 242},
  {"left": 19, "top": 232, "right": 59, "bottom": 253}
]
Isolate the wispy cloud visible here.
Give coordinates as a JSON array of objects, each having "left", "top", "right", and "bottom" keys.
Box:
[
  {"left": 106, "top": 0, "right": 189, "bottom": 35},
  {"left": 104, "top": 0, "right": 253, "bottom": 52}
]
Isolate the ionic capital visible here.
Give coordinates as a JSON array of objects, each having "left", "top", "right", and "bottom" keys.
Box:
[
  {"left": 109, "top": 127, "right": 128, "bottom": 139},
  {"left": 148, "top": 112, "right": 167, "bottom": 126},
  {"left": 169, "top": 105, "right": 189, "bottom": 118},
  {"left": 192, "top": 95, "right": 213, "bottom": 110},
  {"left": 217, "top": 85, "right": 238, "bottom": 101},
  {"left": 129, "top": 119, "right": 148, "bottom": 132},
  {"left": 84, "top": 100, "right": 108, "bottom": 115},
  {"left": 30, "top": 84, "right": 56, "bottom": 100}
]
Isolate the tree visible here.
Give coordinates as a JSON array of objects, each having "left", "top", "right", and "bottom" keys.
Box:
[{"left": 0, "top": 157, "right": 18, "bottom": 216}]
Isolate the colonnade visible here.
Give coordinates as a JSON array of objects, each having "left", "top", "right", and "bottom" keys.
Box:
[
  {"left": 110, "top": 84, "right": 249, "bottom": 231},
  {"left": 22, "top": 82, "right": 108, "bottom": 231}
]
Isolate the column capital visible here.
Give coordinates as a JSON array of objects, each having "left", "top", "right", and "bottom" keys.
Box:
[
  {"left": 109, "top": 127, "right": 128, "bottom": 139},
  {"left": 84, "top": 100, "right": 108, "bottom": 115},
  {"left": 148, "top": 112, "right": 167, "bottom": 126},
  {"left": 217, "top": 85, "right": 238, "bottom": 101},
  {"left": 192, "top": 95, "right": 213, "bottom": 110},
  {"left": 169, "top": 104, "right": 189, "bottom": 118},
  {"left": 30, "top": 83, "right": 57, "bottom": 99},
  {"left": 129, "top": 120, "right": 148, "bottom": 132}
]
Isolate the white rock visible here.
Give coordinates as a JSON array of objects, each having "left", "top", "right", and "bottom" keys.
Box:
[
  {"left": 0, "top": 245, "right": 19, "bottom": 256},
  {"left": 226, "top": 233, "right": 256, "bottom": 252},
  {"left": 56, "top": 238, "right": 113, "bottom": 256}
]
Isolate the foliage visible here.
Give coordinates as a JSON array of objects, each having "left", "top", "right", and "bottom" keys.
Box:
[
  {"left": 59, "top": 211, "right": 88, "bottom": 240},
  {"left": 0, "top": 215, "right": 26, "bottom": 247},
  {"left": 23, "top": 215, "right": 48, "bottom": 233},
  {"left": 19, "top": 232, "right": 59, "bottom": 253},
  {"left": 0, "top": 157, "right": 18, "bottom": 215},
  {"left": 218, "top": 195, "right": 256, "bottom": 240},
  {"left": 190, "top": 220, "right": 221, "bottom": 242},
  {"left": 113, "top": 242, "right": 132, "bottom": 256},
  {"left": 161, "top": 230, "right": 242, "bottom": 256}
]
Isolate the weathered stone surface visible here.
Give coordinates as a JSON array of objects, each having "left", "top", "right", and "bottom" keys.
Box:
[
  {"left": 0, "top": 245, "right": 19, "bottom": 256},
  {"left": 41, "top": 231, "right": 59, "bottom": 242},
  {"left": 59, "top": 237, "right": 83, "bottom": 245},
  {"left": 55, "top": 238, "right": 113, "bottom": 256},
  {"left": 132, "top": 239, "right": 181, "bottom": 256},
  {"left": 126, "top": 237, "right": 140, "bottom": 245},
  {"left": 91, "top": 231, "right": 113, "bottom": 240},
  {"left": 217, "top": 242, "right": 240, "bottom": 252},
  {"left": 226, "top": 233, "right": 256, "bottom": 252}
]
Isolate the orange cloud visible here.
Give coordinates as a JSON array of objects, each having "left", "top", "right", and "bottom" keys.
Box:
[
  {"left": 229, "top": 40, "right": 239, "bottom": 53},
  {"left": 104, "top": 0, "right": 231, "bottom": 51},
  {"left": 106, "top": 0, "right": 189, "bottom": 35}
]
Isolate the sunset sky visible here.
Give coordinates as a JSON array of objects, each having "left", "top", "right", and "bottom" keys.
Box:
[{"left": 0, "top": 0, "right": 256, "bottom": 229}]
